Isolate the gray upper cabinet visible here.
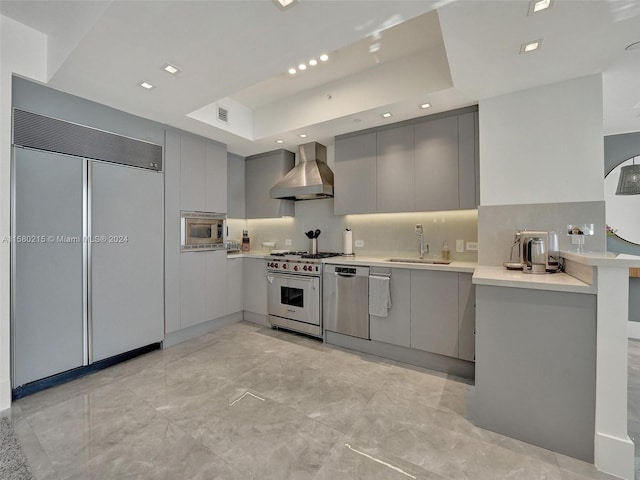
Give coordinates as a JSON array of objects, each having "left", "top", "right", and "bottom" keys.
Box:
[
  {"left": 333, "top": 107, "right": 478, "bottom": 215},
  {"left": 369, "top": 268, "right": 411, "bottom": 348},
  {"left": 410, "top": 270, "right": 459, "bottom": 357},
  {"left": 180, "top": 133, "right": 227, "bottom": 213},
  {"left": 334, "top": 133, "right": 377, "bottom": 215},
  {"left": 245, "top": 149, "right": 295, "bottom": 218},
  {"left": 227, "top": 153, "right": 246, "bottom": 218},
  {"left": 414, "top": 116, "right": 459, "bottom": 212},
  {"left": 458, "top": 112, "right": 478, "bottom": 209},
  {"left": 376, "top": 125, "right": 414, "bottom": 213}
]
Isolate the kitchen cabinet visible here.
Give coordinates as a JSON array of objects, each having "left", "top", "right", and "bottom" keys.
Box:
[
  {"left": 165, "top": 130, "right": 181, "bottom": 334},
  {"left": 243, "top": 257, "right": 268, "bottom": 316},
  {"left": 410, "top": 270, "right": 459, "bottom": 357},
  {"left": 180, "top": 250, "right": 227, "bottom": 329},
  {"left": 334, "top": 133, "right": 377, "bottom": 215},
  {"left": 245, "top": 149, "right": 295, "bottom": 218},
  {"left": 333, "top": 107, "right": 478, "bottom": 215},
  {"left": 414, "top": 116, "right": 459, "bottom": 212},
  {"left": 227, "top": 153, "right": 246, "bottom": 218},
  {"left": 227, "top": 257, "right": 244, "bottom": 314},
  {"left": 458, "top": 273, "right": 476, "bottom": 361},
  {"left": 179, "top": 133, "right": 227, "bottom": 213},
  {"left": 369, "top": 268, "right": 411, "bottom": 347},
  {"left": 376, "top": 125, "right": 414, "bottom": 213}
]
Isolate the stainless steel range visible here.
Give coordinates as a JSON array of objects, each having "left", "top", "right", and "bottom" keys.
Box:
[{"left": 266, "top": 252, "right": 341, "bottom": 338}]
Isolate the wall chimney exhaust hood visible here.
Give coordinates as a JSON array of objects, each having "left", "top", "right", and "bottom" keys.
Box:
[{"left": 270, "top": 142, "right": 334, "bottom": 200}]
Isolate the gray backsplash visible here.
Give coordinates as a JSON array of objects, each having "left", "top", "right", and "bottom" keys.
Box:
[
  {"left": 233, "top": 199, "right": 479, "bottom": 261},
  {"left": 478, "top": 201, "right": 606, "bottom": 266}
]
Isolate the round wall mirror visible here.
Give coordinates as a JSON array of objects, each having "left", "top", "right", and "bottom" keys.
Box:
[{"left": 605, "top": 157, "right": 640, "bottom": 245}]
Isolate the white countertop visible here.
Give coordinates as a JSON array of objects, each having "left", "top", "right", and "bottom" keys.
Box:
[
  {"left": 472, "top": 265, "right": 595, "bottom": 294},
  {"left": 322, "top": 256, "right": 477, "bottom": 273},
  {"left": 227, "top": 252, "right": 268, "bottom": 259},
  {"left": 561, "top": 250, "right": 640, "bottom": 268}
]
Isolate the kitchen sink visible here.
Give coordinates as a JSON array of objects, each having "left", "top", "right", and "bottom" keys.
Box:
[{"left": 387, "top": 258, "right": 451, "bottom": 265}]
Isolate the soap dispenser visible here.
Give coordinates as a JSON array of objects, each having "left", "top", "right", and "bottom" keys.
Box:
[{"left": 442, "top": 241, "right": 450, "bottom": 261}]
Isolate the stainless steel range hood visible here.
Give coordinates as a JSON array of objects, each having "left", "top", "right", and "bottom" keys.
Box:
[{"left": 270, "top": 142, "right": 334, "bottom": 200}]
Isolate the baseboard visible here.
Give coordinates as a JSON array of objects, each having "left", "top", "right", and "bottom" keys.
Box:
[
  {"left": 243, "top": 311, "right": 270, "bottom": 328},
  {"left": 594, "top": 431, "right": 635, "bottom": 480},
  {"left": 0, "top": 379, "right": 11, "bottom": 412},
  {"left": 162, "top": 312, "right": 243, "bottom": 349},
  {"left": 628, "top": 321, "right": 640, "bottom": 340}
]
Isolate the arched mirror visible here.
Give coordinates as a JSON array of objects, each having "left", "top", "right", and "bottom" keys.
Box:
[{"left": 605, "top": 156, "right": 640, "bottom": 245}]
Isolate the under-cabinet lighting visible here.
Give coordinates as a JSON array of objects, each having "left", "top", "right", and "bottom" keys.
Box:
[
  {"left": 139, "top": 81, "right": 154, "bottom": 90},
  {"left": 420, "top": 103, "right": 431, "bottom": 109},
  {"left": 520, "top": 39, "right": 542, "bottom": 54},
  {"left": 528, "top": 0, "right": 552, "bottom": 15},
  {"left": 381, "top": 112, "right": 392, "bottom": 118},
  {"left": 163, "top": 63, "right": 180, "bottom": 75}
]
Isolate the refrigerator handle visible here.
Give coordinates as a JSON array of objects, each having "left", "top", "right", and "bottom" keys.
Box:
[{"left": 83, "top": 159, "right": 93, "bottom": 365}]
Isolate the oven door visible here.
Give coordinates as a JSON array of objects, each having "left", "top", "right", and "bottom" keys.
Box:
[{"left": 266, "top": 273, "right": 320, "bottom": 326}]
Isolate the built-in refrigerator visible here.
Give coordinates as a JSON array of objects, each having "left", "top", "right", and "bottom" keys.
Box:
[{"left": 11, "top": 110, "right": 164, "bottom": 393}]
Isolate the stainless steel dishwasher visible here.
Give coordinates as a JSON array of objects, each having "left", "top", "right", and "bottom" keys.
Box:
[{"left": 323, "top": 264, "right": 370, "bottom": 339}]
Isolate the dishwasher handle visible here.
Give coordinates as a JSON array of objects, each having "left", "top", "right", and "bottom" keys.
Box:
[{"left": 336, "top": 272, "right": 356, "bottom": 278}]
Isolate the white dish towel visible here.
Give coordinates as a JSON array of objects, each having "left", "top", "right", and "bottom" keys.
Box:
[{"left": 369, "top": 275, "right": 392, "bottom": 317}]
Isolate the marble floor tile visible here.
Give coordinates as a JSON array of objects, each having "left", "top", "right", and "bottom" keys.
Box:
[{"left": 7, "top": 323, "right": 640, "bottom": 480}]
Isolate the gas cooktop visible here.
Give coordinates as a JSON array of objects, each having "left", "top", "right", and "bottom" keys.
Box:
[{"left": 269, "top": 251, "right": 342, "bottom": 259}]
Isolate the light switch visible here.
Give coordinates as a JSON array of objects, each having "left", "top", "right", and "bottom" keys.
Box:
[
  {"left": 355, "top": 240, "right": 364, "bottom": 248},
  {"left": 285, "top": 239, "right": 292, "bottom": 246},
  {"left": 466, "top": 241, "right": 478, "bottom": 251}
]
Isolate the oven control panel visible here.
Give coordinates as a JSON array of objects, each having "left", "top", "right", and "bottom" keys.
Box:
[{"left": 266, "top": 260, "right": 321, "bottom": 275}]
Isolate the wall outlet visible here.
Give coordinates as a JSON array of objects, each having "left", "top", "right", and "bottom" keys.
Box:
[
  {"left": 285, "top": 239, "right": 292, "bottom": 246},
  {"left": 466, "top": 241, "right": 478, "bottom": 251},
  {"left": 355, "top": 240, "right": 364, "bottom": 248},
  {"left": 456, "top": 239, "right": 464, "bottom": 253}
]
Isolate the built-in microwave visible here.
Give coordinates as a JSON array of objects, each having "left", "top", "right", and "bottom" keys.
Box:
[{"left": 180, "top": 211, "right": 226, "bottom": 251}]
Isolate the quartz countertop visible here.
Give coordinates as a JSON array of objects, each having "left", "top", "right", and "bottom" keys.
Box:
[
  {"left": 227, "top": 251, "right": 268, "bottom": 259},
  {"left": 472, "top": 265, "right": 595, "bottom": 294},
  {"left": 561, "top": 250, "right": 640, "bottom": 268},
  {"left": 322, "top": 256, "right": 477, "bottom": 273}
]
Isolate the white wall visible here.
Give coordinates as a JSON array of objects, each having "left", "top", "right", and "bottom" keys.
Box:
[
  {"left": 479, "top": 74, "right": 604, "bottom": 206},
  {"left": 0, "top": 15, "right": 48, "bottom": 410}
]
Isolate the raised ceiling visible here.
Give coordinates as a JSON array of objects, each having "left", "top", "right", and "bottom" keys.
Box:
[{"left": 1, "top": 0, "right": 639, "bottom": 156}]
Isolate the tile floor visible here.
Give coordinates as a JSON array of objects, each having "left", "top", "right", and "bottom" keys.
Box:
[{"left": 4, "top": 321, "right": 638, "bottom": 480}]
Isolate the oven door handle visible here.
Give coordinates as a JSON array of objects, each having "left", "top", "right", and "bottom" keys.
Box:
[{"left": 266, "top": 274, "right": 273, "bottom": 284}]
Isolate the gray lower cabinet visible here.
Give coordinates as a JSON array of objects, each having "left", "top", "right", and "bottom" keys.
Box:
[
  {"left": 376, "top": 125, "right": 414, "bottom": 213},
  {"left": 410, "top": 270, "right": 459, "bottom": 357},
  {"left": 180, "top": 250, "right": 227, "bottom": 329},
  {"left": 369, "top": 268, "right": 411, "bottom": 347},
  {"left": 226, "top": 258, "right": 243, "bottom": 314},
  {"left": 334, "top": 133, "right": 377, "bottom": 215},
  {"left": 245, "top": 150, "right": 295, "bottom": 218},
  {"left": 458, "top": 273, "right": 476, "bottom": 361},
  {"left": 414, "top": 115, "right": 459, "bottom": 211},
  {"left": 243, "top": 257, "right": 267, "bottom": 316}
]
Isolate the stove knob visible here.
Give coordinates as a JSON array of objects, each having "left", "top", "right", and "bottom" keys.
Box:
[
  {"left": 274, "top": 263, "right": 278, "bottom": 269},
  {"left": 268, "top": 262, "right": 273, "bottom": 268},
  {"left": 315, "top": 266, "right": 319, "bottom": 271},
  {"left": 282, "top": 263, "right": 288, "bottom": 269},
  {"left": 303, "top": 265, "right": 308, "bottom": 271},
  {"left": 293, "top": 265, "right": 298, "bottom": 271}
]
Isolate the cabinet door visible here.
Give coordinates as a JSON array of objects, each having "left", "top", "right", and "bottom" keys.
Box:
[
  {"left": 180, "top": 134, "right": 206, "bottom": 211},
  {"left": 369, "top": 268, "right": 411, "bottom": 347},
  {"left": 243, "top": 258, "right": 267, "bottom": 315},
  {"left": 205, "top": 141, "right": 227, "bottom": 213},
  {"left": 458, "top": 113, "right": 478, "bottom": 210},
  {"left": 205, "top": 250, "right": 228, "bottom": 321},
  {"left": 13, "top": 148, "right": 85, "bottom": 386},
  {"left": 410, "top": 270, "right": 459, "bottom": 357},
  {"left": 165, "top": 130, "right": 181, "bottom": 333},
  {"left": 334, "top": 133, "right": 377, "bottom": 215},
  {"left": 376, "top": 125, "right": 414, "bottom": 213},
  {"left": 227, "top": 258, "right": 244, "bottom": 314},
  {"left": 180, "top": 252, "right": 206, "bottom": 328},
  {"left": 414, "top": 116, "right": 459, "bottom": 212},
  {"left": 458, "top": 273, "right": 476, "bottom": 361},
  {"left": 245, "top": 150, "right": 295, "bottom": 218},
  {"left": 227, "top": 153, "right": 246, "bottom": 218},
  {"left": 91, "top": 162, "right": 164, "bottom": 361}
]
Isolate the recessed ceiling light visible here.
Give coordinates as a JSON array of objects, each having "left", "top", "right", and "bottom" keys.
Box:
[
  {"left": 520, "top": 39, "right": 542, "bottom": 54},
  {"left": 381, "top": 112, "right": 392, "bottom": 118},
  {"left": 299, "top": 134, "right": 307, "bottom": 138},
  {"left": 163, "top": 63, "right": 180, "bottom": 75},
  {"left": 528, "top": 0, "right": 552, "bottom": 15},
  {"left": 298, "top": 63, "right": 307, "bottom": 71},
  {"left": 276, "top": 140, "right": 285, "bottom": 144},
  {"left": 309, "top": 59, "right": 318, "bottom": 66},
  {"left": 273, "top": 0, "right": 298, "bottom": 10},
  {"left": 319, "top": 54, "right": 329, "bottom": 62},
  {"left": 420, "top": 103, "right": 431, "bottom": 109},
  {"left": 288, "top": 68, "right": 297, "bottom": 75},
  {"left": 139, "top": 81, "right": 154, "bottom": 90}
]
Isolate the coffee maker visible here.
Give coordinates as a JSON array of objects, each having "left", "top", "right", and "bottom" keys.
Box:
[{"left": 519, "top": 230, "right": 561, "bottom": 274}]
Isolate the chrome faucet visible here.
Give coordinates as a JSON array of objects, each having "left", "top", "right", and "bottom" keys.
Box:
[{"left": 415, "top": 224, "right": 428, "bottom": 259}]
